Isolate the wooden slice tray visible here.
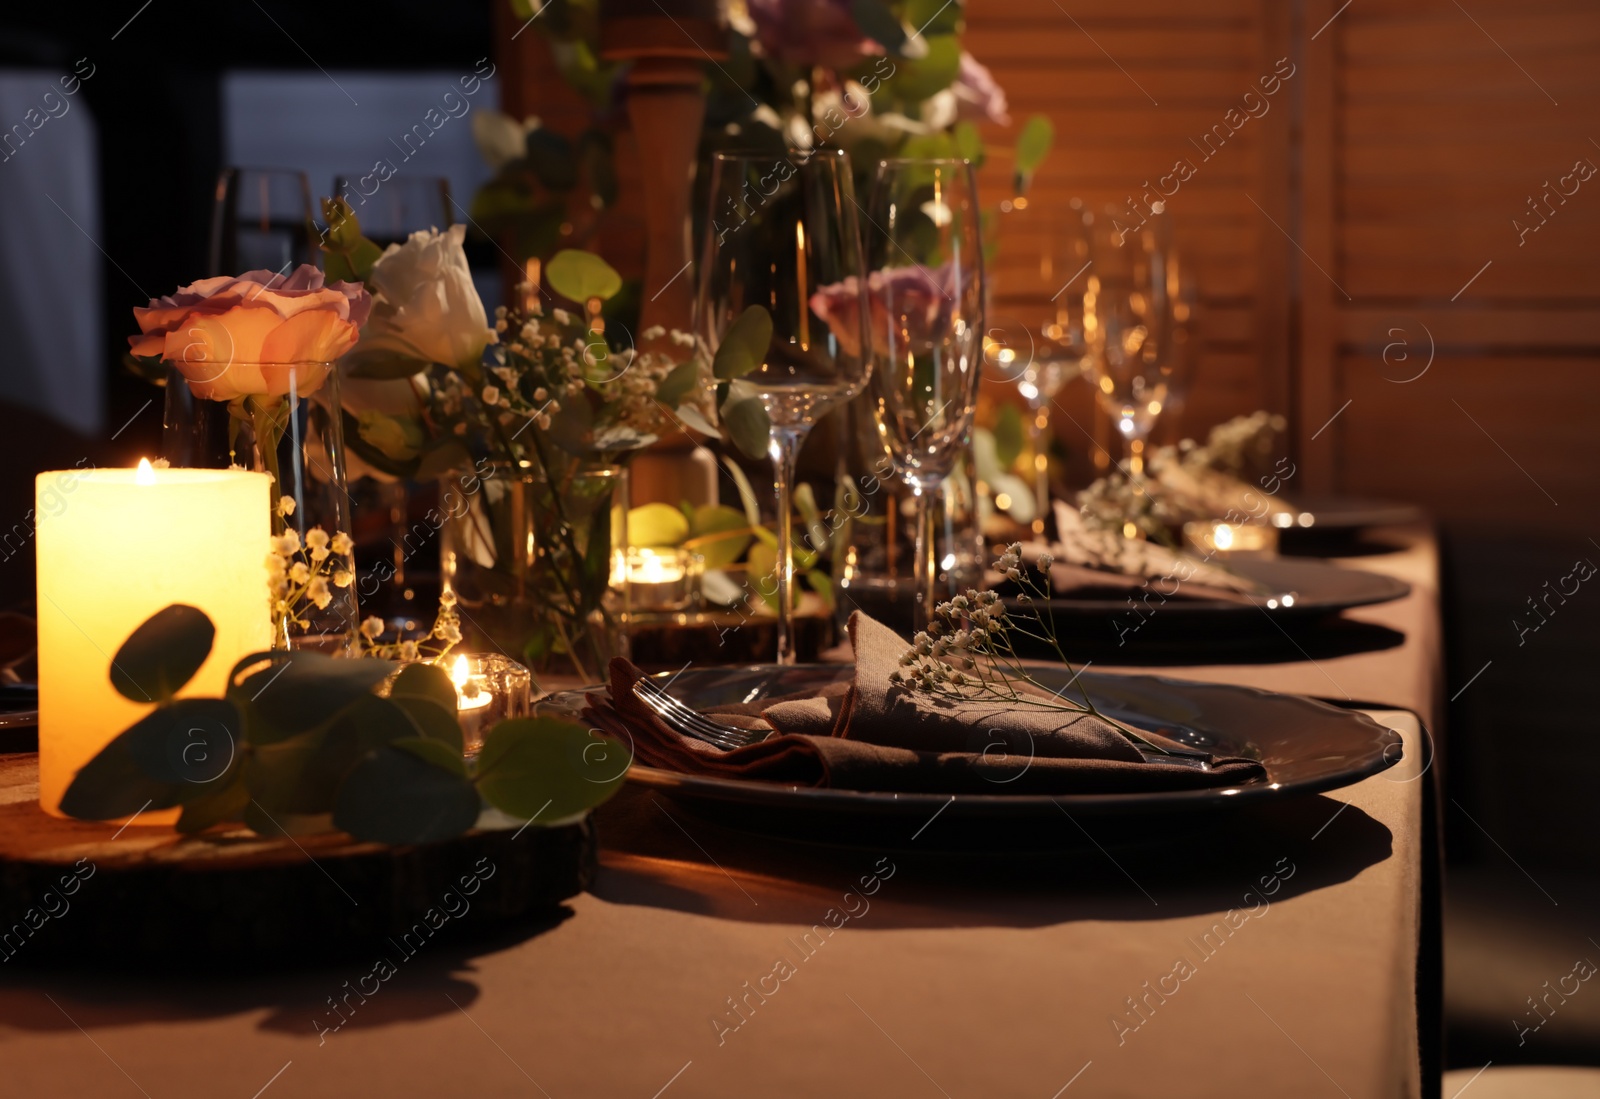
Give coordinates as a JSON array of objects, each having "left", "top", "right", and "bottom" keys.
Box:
[{"left": 0, "top": 754, "right": 595, "bottom": 966}]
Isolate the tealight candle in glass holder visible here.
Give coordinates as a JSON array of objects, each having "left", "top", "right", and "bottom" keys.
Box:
[
  {"left": 1182, "top": 520, "right": 1279, "bottom": 561},
  {"left": 623, "top": 546, "right": 693, "bottom": 612},
  {"left": 448, "top": 653, "right": 532, "bottom": 755}
]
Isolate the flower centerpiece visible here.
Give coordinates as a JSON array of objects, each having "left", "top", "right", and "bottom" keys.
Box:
[
  {"left": 319, "top": 202, "right": 713, "bottom": 679},
  {"left": 130, "top": 266, "right": 373, "bottom": 649}
]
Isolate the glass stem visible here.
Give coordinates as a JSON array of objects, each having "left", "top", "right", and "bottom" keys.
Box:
[
  {"left": 768, "top": 427, "right": 808, "bottom": 666},
  {"left": 1029, "top": 398, "right": 1050, "bottom": 537},
  {"left": 912, "top": 476, "right": 941, "bottom": 635}
]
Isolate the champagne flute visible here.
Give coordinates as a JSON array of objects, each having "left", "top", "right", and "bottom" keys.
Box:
[
  {"left": 209, "top": 168, "right": 314, "bottom": 276},
  {"left": 1083, "top": 204, "right": 1174, "bottom": 476},
  {"left": 696, "top": 149, "right": 872, "bottom": 664},
  {"left": 862, "top": 158, "right": 985, "bottom": 633}
]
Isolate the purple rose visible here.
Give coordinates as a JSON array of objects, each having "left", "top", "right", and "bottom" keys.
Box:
[
  {"left": 810, "top": 263, "right": 967, "bottom": 359},
  {"left": 746, "top": 0, "right": 879, "bottom": 70},
  {"left": 952, "top": 53, "right": 1011, "bottom": 127}
]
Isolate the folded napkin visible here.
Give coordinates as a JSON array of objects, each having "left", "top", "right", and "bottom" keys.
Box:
[
  {"left": 1015, "top": 501, "right": 1263, "bottom": 604},
  {"left": 582, "top": 612, "right": 1266, "bottom": 794}
]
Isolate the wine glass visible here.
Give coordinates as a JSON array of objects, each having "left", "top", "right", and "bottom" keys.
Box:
[
  {"left": 209, "top": 168, "right": 314, "bottom": 276},
  {"left": 695, "top": 149, "right": 872, "bottom": 664},
  {"left": 989, "top": 196, "right": 1093, "bottom": 533},
  {"left": 1083, "top": 204, "right": 1175, "bottom": 476},
  {"left": 862, "top": 158, "right": 985, "bottom": 633},
  {"left": 330, "top": 174, "right": 452, "bottom": 247}
]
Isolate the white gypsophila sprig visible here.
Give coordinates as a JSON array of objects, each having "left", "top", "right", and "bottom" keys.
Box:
[{"left": 888, "top": 543, "right": 1184, "bottom": 756}]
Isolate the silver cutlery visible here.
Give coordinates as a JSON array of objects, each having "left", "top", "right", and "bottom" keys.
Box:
[{"left": 632, "top": 676, "right": 770, "bottom": 751}]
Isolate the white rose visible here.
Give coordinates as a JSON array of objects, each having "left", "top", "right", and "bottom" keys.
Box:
[{"left": 348, "top": 225, "right": 494, "bottom": 371}]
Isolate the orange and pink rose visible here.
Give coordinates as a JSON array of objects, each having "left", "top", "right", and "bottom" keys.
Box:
[{"left": 130, "top": 265, "right": 372, "bottom": 401}]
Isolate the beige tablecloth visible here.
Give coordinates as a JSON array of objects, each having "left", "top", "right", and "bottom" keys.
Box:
[{"left": 0, "top": 529, "right": 1439, "bottom": 1098}]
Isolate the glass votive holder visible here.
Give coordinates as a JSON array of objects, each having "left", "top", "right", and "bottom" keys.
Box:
[
  {"left": 447, "top": 653, "right": 532, "bottom": 756},
  {"left": 1182, "top": 520, "right": 1279, "bottom": 561},
  {"left": 623, "top": 546, "right": 693, "bottom": 612}
]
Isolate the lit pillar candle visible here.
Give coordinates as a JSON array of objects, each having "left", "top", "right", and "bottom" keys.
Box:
[{"left": 35, "top": 461, "right": 274, "bottom": 817}]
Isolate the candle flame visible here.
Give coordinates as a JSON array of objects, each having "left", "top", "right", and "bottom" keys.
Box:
[
  {"left": 452, "top": 655, "right": 470, "bottom": 689},
  {"left": 135, "top": 458, "right": 156, "bottom": 486}
]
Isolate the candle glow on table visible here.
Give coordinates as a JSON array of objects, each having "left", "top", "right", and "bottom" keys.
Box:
[
  {"left": 622, "top": 546, "right": 692, "bottom": 611},
  {"left": 448, "top": 652, "right": 531, "bottom": 755},
  {"left": 35, "top": 461, "right": 274, "bottom": 817},
  {"left": 1182, "top": 520, "right": 1279, "bottom": 561}
]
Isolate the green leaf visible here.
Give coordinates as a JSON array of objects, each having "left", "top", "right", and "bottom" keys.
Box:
[
  {"left": 389, "top": 662, "right": 458, "bottom": 716},
  {"left": 628, "top": 502, "right": 691, "bottom": 548},
  {"left": 722, "top": 384, "right": 772, "bottom": 461},
  {"left": 235, "top": 652, "right": 396, "bottom": 742},
  {"left": 953, "top": 121, "right": 984, "bottom": 166},
  {"left": 58, "top": 698, "right": 241, "bottom": 820},
  {"left": 656, "top": 358, "right": 702, "bottom": 408},
  {"left": 675, "top": 404, "right": 718, "bottom": 437},
  {"left": 357, "top": 410, "right": 425, "bottom": 461},
  {"left": 1014, "top": 114, "right": 1055, "bottom": 192},
  {"left": 905, "top": 0, "right": 963, "bottom": 36},
  {"left": 685, "top": 504, "right": 753, "bottom": 569},
  {"left": 333, "top": 744, "right": 481, "bottom": 844},
  {"left": 806, "top": 569, "right": 835, "bottom": 611},
  {"left": 392, "top": 696, "right": 465, "bottom": 757},
  {"left": 109, "top": 604, "right": 214, "bottom": 704},
  {"left": 722, "top": 455, "right": 763, "bottom": 526},
  {"left": 852, "top": 0, "right": 912, "bottom": 56},
  {"left": 476, "top": 716, "right": 628, "bottom": 822},
  {"left": 176, "top": 772, "right": 249, "bottom": 834},
  {"left": 319, "top": 197, "right": 384, "bottom": 284},
  {"left": 546, "top": 249, "right": 622, "bottom": 302},
  {"left": 994, "top": 402, "right": 1025, "bottom": 470},
  {"left": 524, "top": 127, "right": 579, "bottom": 190},
  {"left": 712, "top": 305, "right": 772, "bottom": 381},
  {"left": 393, "top": 736, "right": 467, "bottom": 778},
  {"left": 883, "top": 35, "right": 961, "bottom": 104},
  {"left": 794, "top": 482, "right": 828, "bottom": 555}
]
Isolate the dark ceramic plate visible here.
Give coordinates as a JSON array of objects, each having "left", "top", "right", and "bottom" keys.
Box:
[{"left": 537, "top": 665, "right": 1401, "bottom": 846}]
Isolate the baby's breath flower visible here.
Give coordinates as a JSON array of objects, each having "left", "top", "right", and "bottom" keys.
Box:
[
  {"left": 330, "top": 531, "right": 354, "bottom": 557},
  {"left": 276, "top": 495, "right": 296, "bottom": 518},
  {"left": 438, "top": 621, "right": 462, "bottom": 644},
  {"left": 270, "top": 530, "right": 300, "bottom": 556},
  {"left": 1037, "top": 553, "right": 1054, "bottom": 570},
  {"left": 331, "top": 568, "right": 353, "bottom": 588},
  {"left": 359, "top": 616, "right": 385, "bottom": 640},
  {"left": 289, "top": 562, "right": 311, "bottom": 584},
  {"left": 399, "top": 640, "right": 420, "bottom": 662},
  {"left": 482, "top": 384, "right": 501, "bottom": 406},
  {"left": 439, "top": 589, "right": 457, "bottom": 607}
]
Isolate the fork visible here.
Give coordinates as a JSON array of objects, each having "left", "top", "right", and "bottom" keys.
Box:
[{"left": 632, "top": 676, "right": 770, "bottom": 751}]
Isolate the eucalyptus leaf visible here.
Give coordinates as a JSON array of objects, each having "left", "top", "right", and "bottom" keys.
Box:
[
  {"left": 110, "top": 604, "right": 214, "bottom": 704},
  {"left": 722, "top": 456, "right": 763, "bottom": 526},
  {"left": 333, "top": 745, "right": 482, "bottom": 844},
  {"left": 236, "top": 652, "right": 396, "bottom": 741},
  {"left": 628, "top": 502, "right": 690, "bottom": 548},
  {"left": 685, "top": 505, "right": 753, "bottom": 569},
  {"left": 1014, "top": 115, "right": 1055, "bottom": 192},
  {"left": 953, "top": 121, "right": 984, "bottom": 166},
  {"left": 675, "top": 404, "right": 718, "bottom": 437},
  {"left": 993, "top": 403, "right": 1025, "bottom": 470},
  {"left": 722, "top": 388, "right": 772, "bottom": 461},
  {"left": 392, "top": 736, "right": 467, "bottom": 778},
  {"left": 58, "top": 698, "right": 240, "bottom": 820},
  {"left": 546, "top": 248, "right": 622, "bottom": 302},
  {"left": 415, "top": 438, "right": 474, "bottom": 481},
  {"left": 712, "top": 305, "right": 772, "bottom": 381},
  {"left": 389, "top": 663, "right": 458, "bottom": 717},
  {"left": 883, "top": 35, "right": 961, "bottom": 104},
  {"left": 904, "top": 0, "right": 962, "bottom": 36},
  {"left": 476, "top": 717, "right": 628, "bottom": 822},
  {"left": 806, "top": 569, "right": 835, "bottom": 611},
  {"left": 176, "top": 772, "right": 249, "bottom": 834},
  {"left": 392, "top": 697, "right": 464, "bottom": 756},
  {"left": 655, "top": 358, "right": 702, "bottom": 409}
]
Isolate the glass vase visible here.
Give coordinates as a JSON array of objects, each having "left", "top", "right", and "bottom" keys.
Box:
[
  {"left": 439, "top": 459, "right": 628, "bottom": 683},
  {"left": 162, "top": 362, "right": 360, "bottom": 651}
]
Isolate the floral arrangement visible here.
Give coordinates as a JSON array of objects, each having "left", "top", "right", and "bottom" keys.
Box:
[
  {"left": 891, "top": 544, "right": 1189, "bottom": 757},
  {"left": 478, "top": 0, "right": 1053, "bottom": 268},
  {"left": 58, "top": 604, "right": 624, "bottom": 843},
  {"left": 1076, "top": 412, "right": 1297, "bottom": 544}
]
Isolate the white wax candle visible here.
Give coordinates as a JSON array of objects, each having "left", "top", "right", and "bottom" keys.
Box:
[{"left": 35, "top": 462, "right": 274, "bottom": 817}]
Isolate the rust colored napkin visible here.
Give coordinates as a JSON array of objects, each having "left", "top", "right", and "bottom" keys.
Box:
[{"left": 582, "top": 612, "right": 1265, "bottom": 794}]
